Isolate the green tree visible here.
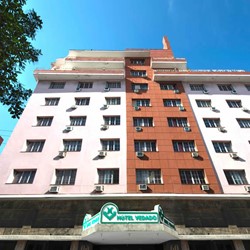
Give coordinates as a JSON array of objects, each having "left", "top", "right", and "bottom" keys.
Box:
[{"left": 0, "top": 0, "right": 42, "bottom": 118}]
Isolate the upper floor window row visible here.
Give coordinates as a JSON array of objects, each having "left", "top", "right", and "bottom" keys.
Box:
[
  {"left": 75, "top": 98, "right": 90, "bottom": 106},
  {"left": 218, "top": 84, "right": 234, "bottom": 91},
  {"left": 163, "top": 99, "right": 181, "bottom": 107},
  {"left": 77, "top": 82, "right": 93, "bottom": 89},
  {"left": 132, "top": 83, "right": 148, "bottom": 91},
  {"left": 160, "top": 83, "right": 176, "bottom": 90},
  {"left": 130, "top": 70, "right": 147, "bottom": 77},
  {"left": 190, "top": 84, "right": 205, "bottom": 91},
  {"left": 106, "top": 82, "right": 121, "bottom": 88}
]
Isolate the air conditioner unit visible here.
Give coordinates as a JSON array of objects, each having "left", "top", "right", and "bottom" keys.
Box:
[
  {"left": 98, "top": 151, "right": 107, "bottom": 157},
  {"left": 174, "top": 89, "right": 180, "bottom": 94},
  {"left": 229, "top": 152, "right": 238, "bottom": 159},
  {"left": 179, "top": 106, "right": 185, "bottom": 111},
  {"left": 135, "top": 126, "right": 142, "bottom": 132},
  {"left": 71, "top": 105, "right": 77, "bottom": 109},
  {"left": 136, "top": 151, "right": 144, "bottom": 158},
  {"left": 58, "top": 151, "right": 66, "bottom": 158},
  {"left": 203, "top": 90, "right": 209, "bottom": 94},
  {"left": 65, "top": 126, "right": 73, "bottom": 132},
  {"left": 139, "top": 184, "right": 148, "bottom": 191},
  {"left": 95, "top": 185, "right": 104, "bottom": 192},
  {"left": 210, "top": 106, "right": 216, "bottom": 111},
  {"left": 231, "top": 90, "right": 237, "bottom": 94},
  {"left": 103, "top": 104, "right": 108, "bottom": 109},
  {"left": 101, "top": 124, "right": 109, "bottom": 130},
  {"left": 244, "top": 186, "right": 250, "bottom": 192},
  {"left": 242, "top": 107, "right": 249, "bottom": 112},
  {"left": 183, "top": 126, "right": 191, "bottom": 132},
  {"left": 134, "top": 89, "right": 140, "bottom": 93},
  {"left": 200, "top": 184, "right": 210, "bottom": 191},
  {"left": 218, "top": 126, "right": 226, "bottom": 132},
  {"left": 76, "top": 87, "right": 82, "bottom": 92},
  {"left": 104, "top": 87, "right": 110, "bottom": 92},
  {"left": 191, "top": 151, "right": 199, "bottom": 158},
  {"left": 134, "top": 106, "right": 140, "bottom": 111},
  {"left": 49, "top": 186, "right": 59, "bottom": 193}
]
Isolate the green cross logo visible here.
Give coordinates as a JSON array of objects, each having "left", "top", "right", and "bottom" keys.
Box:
[{"left": 103, "top": 206, "right": 116, "bottom": 220}]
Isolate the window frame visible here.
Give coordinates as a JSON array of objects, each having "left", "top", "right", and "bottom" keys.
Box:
[
  {"left": 130, "top": 70, "right": 147, "bottom": 77},
  {"left": 26, "top": 140, "right": 45, "bottom": 152},
  {"left": 78, "top": 82, "right": 93, "bottom": 89},
  {"left": 130, "top": 59, "right": 145, "bottom": 65},
  {"left": 203, "top": 118, "right": 220, "bottom": 128},
  {"left": 36, "top": 117, "right": 53, "bottom": 127},
  {"left": 179, "top": 169, "right": 206, "bottom": 184},
  {"left": 98, "top": 169, "right": 119, "bottom": 184},
  {"left": 45, "top": 98, "right": 60, "bottom": 106},
  {"left": 224, "top": 170, "right": 248, "bottom": 185},
  {"left": 63, "top": 140, "right": 82, "bottom": 152},
  {"left": 190, "top": 84, "right": 205, "bottom": 91},
  {"left": 75, "top": 97, "right": 90, "bottom": 106},
  {"left": 55, "top": 169, "right": 77, "bottom": 185},
  {"left": 173, "top": 140, "right": 196, "bottom": 152},
  {"left": 160, "top": 83, "right": 176, "bottom": 90},
  {"left": 212, "top": 141, "right": 232, "bottom": 153},
  {"left": 163, "top": 99, "right": 181, "bottom": 107},
  {"left": 105, "top": 97, "right": 121, "bottom": 105},
  {"left": 136, "top": 169, "right": 162, "bottom": 184},
  {"left": 134, "top": 140, "right": 157, "bottom": 152},
  {"left": 237, "top": 119, "right": 250, "bottom": 128},
  {"left": 133, "top": 117, "right": 153, "bottom": 127},
  {"left": 70, "top": 116, "right": 86, "bottom": 126},
  {"left": 103, "top": 116, "right": 120, "bottom": 125},
  {"left": 226, "top": 100, "right": 242, "bottom": 108},
  {"left": 101, "top": 139, "right": 120, "bottom": 151},
  {"left": 168, "top": 117, "right": 188, "bottom": 127},
  {"left": 49, "top": 82, "right": 65, "bottom": 89},
  {"left": 196, "top": 100, "right": 211, "bottom": 107},
  {"left": 13, "top": 170, "right": 36, "bottom": 184},
  {"left": 106, "top": 82, "right": 121, "bottom": 88},
  {"left": 133, "top": 99, "right": 151, "bottom": 107},
  {"left": 132, "top": 83, "right": 148, "bottom": 91},
  {"left": 218, "top": 84, "right": 233, "bottom": 91}
]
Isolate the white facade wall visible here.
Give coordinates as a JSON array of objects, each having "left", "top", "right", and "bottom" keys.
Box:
[
  {"left": 184, "top": 82, "right": 250, "bottom": 194},
  {"left": 0, "top": 80, "right": 127, "bottom": 194}
]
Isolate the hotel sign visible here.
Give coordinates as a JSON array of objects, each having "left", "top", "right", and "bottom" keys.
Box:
[{"left": 83, "top": 202, "right": 175, "bottom": 230}]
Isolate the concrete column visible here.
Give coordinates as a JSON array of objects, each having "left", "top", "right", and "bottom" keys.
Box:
[
  {"left": 78, "top": 241, "right": 93, "bottom": 250},
  {"left": 15, "top": 240, "right": 27, "bottom": 250},
  {"left": 233, "top": 240, "right": 245, "bottom": 250},
  {"left": 180, "top": 240, "right": 190, "bottom": 250},
  {"left": 70, "top": 241, "right": 79, "bottom": 250}
]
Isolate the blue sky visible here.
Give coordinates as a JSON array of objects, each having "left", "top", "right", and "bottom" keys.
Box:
[{"left": 1, "top": 0, "right": 250, "bottom": 153}]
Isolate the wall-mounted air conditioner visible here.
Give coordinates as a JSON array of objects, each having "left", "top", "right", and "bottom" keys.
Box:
[
  {"left": 203, "top": 90, "right": 209, "bottom": 94},
  {"left": 139, "top": 184, "right": 148, "bottom": 191},
  {"left": 58, "top": 151, "right": 66, "bottom": 158},
  {"left": 135, "top": 126, "right": 142, "bottom": 132},
  {"left": 218, "top": 126, "right": 226, "bottom": 132},
  {"left": 174, "top": 89, "right": 180, "bottom": 94},
  {"left": 134, "top": 106, "right": 140, "bottom": 111},
  {"left": 229, "top": 152, "right": 238, "bottom": 159},
  {"left": 103, "top": 104, "right": 108, "bottom": 109},
  {"left": 136, "top": 151, "right": 144, "bottom": 158},
  {"left": 191, "top": 152, "right": 199, "bottom": 158},
  {"left": 95, "top": 185, "right": 104, "bottom": 192},
  {"left": 179, "top": 106, "right": 185, "bottom": 111},
  {"left": 71, "top": 105, "right": 77, "bottom": 109},
  {"left": 183, "top": 126, "right": 191, "bottom": 132},
  {"left": 49, "top": 186, "right": 59, "bottom": 193},
  {"left": 98, "top": 151, "right": 107, "bottom": 157},
  {"left": 65, "top": 126, "right": 73, "bottom": 132},
  {"left": 200, "top": 184, "right": 210, "bottom": 191},
  {"left": 104, "top": 87, "right": 110, "bottom": 92},
  {"left": 101, "top": 124, "right": 109, "bottom": 130}
]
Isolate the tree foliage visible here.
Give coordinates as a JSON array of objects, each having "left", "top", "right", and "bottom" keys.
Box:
[{"left": 0, "top": 0, "right": 42, "bottom": 118}]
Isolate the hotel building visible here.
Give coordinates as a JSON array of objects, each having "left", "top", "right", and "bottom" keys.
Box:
[{"left": 0, "top": 37, "right": 250, "bottom": 250}]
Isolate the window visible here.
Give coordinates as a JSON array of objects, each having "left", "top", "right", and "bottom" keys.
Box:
[
  {"left": 75, "top": 98, "right": 90, "bottom": 105},
  {"left": 226, "top": 100, "right": 242, "bottom": 108},
  {"left": 70, "top": 116, "right": 86, "bottom": 126},
  {"left": 196, "top": 100, "right": 211, "bottom": 107},
  {"left": 103, "top": 116, "right": 120, "bottom": 125},
  {"left": 101, "top": 139, "right": 120, "bottom": 151},
  {"left": 160, "top": 83, "right": 175, "bottom": 90},
  {"left": 45, "top": 98, "right": 60, "bottom": 106},
  {"left": 133, "top": 99, "right": 150, "bottom": 107},
  {"left": 78, "top": 82, "right": 93, "bottom": 89},
  {"left": 168, "top": 118, "right": 188, "bottom": 127},
  {"left": 212, "top": 141, "right": 232, "bottom": 153},
  {"left": 173, "top": 141, "right": 195, "bottom": 152},
  {"left": 98, "top": 169, "right": 119, "bottom": 184},
  {"left": 132, "top": 83, "right": 148, "bottom": 90},
  {"left": 106, "top": 82, "right": 121, "bottom": 88},
  {"left": 218, "top": 84, "right": 233, "bottom": 91},
  {"left": 224, "top": 170, "right": 248, "bottom": 185},
  {"left": 63, "top": 140, "right": 82, "bottom": 152},
  {"left": 49, "top": 82, "right": 65, "bottom": 89},
  {"left": 179, "top": 170, "right": 206, "bottom": 184},
  {"left": 237, "top": 119, "right": 250, "bottom": 128},
  {"left": 163, "top": 99, "right": 181, "bottom": 107},
  {"left": 26, "top": 140, "right": 45, "bottom": 152},
  {"left": 106, "top": 97, "right": 121, "bottom": 105},
  {"left": 130, "top": 59, "right": 145, "bottom": 65},
  {"left": 133, "top": 117, "right": 153, "bottom": 127},
  {"left": 190, "top": 84, "right": 205, "bottom": 91},
  {"left": 13, "top": 170, "right": 36, "bottom": 184},
  {"left": 136, "top": 170, "right": 162, "bottom": 184},
  {"left": 245, "top": 85, "right": 250, "bottom": 91},
  {"left": 37, "top": 117, "right": 53, "bottom": 126},
  {"left": 55, "top": 169, "right": 76, "bottom": 185},
  {"left": 203, "top": 118, "right": 220, "bottom": 128},
  {"left": 130, "top": 70, "right": 147, "bottom": 77},
  {"left": 134, "top": 140, "right": 157, "bottom": 152}
]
